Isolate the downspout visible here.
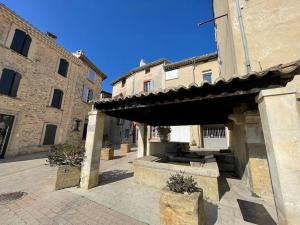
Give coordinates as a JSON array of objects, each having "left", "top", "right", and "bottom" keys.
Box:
[{"left": 236, "top": 0, "right": 251, "bottom": 74}]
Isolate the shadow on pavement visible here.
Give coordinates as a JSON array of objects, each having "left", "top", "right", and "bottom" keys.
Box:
[
  {"left": 204, "top": 200, "right": 218, "bottom": 225},
  {"left": 100, "top": 169, "right": 134, "bottom": 185},
  {"left": 237, "top": 199, "right": 276, "bottom": 225}
]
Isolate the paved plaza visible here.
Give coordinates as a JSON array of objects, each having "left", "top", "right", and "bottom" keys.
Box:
[{"left": 0, "top": 149, "right": 277, "bottom": 225}]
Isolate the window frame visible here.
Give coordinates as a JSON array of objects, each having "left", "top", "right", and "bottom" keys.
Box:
[
  {"left": 50, "top": 88, "right": 64, "bottom": 109},
  {"left": 87, "top": 69, "right": 96, "bottom": 83},
  {"left": 202, "top": 71, "right": 212, "bottom": 84},
  {"left": 57, "top": 58, "right": 69, "bottom": 77},
  {"left": 41, "top": 123, "right": 57, "bottom": 145},
  {"left": 0, "top": 69, "right": 22, "bottom": 97},
  {"left": 10, "top": 29, "right": 32, "bottom": 57},
  {"left": 82, "top": 85, "right": 95, "bottom": 103}
]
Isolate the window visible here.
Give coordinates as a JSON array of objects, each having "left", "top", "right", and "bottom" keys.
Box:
[
  {"left": 202, "top": 71, "right": 212, "bottom": 84},
  {"left": 82, "top": 85, "right": 95, "bottom": 103},
  {"left": 165, "top": 70, "right": 178, "bottom": 80},
  {"left": 51, "top": 89, "right": 63, "bottom": 109},
  {"left": 58, "top": 58, "right": 69, "bottom": 77},
  {"left": 0, "top": 69, "right": 21, "bottom": 97},
  {"left": 144, "top": 80, "right": 154, "bottom": 93},
  {"left": 150, "top": 126, "right": 159, "bottom": 139},
  {"left": 121, "top": 79, "right": 126, "bottom": 87},
  {"left": 10, "top": 29, "right": 32, "bottom": 57},
  {"left": 87, "top": 70, "right": 96, "bottom": 82},
  {"left": 145, "top": 68, "right": 150, "bottom": 74},
  {"left": 43, "top": 124, "right": 57, "bottom": 145}
]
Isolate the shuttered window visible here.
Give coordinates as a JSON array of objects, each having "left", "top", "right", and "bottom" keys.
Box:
[
  {"left": 10, "top": 29, "right": 32, "bottom": 57},
  {"left": 58, "top": 58, "right": 69, "bottom": 77},
  {"left": 51, "top": 89, "right": 63, "bottom": 109},
  {"left": 144, "top": 80, "right": 154, "bottom": 93},
  {"left": 82, "top": 85, "right": 95, "bottom": 103},
  {"left": 43, "top": 124, "right": 57, "bottom": 145},
  {"left": 0, "top": 69, "right": 21, "bottom": 97}
]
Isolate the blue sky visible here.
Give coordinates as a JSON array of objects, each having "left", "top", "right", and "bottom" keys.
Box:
[{"left": 1, "top": 0, "right": 216, "bottom": 91}]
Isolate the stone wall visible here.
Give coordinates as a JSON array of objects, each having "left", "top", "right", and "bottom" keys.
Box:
[{"left": 134, "top": 156, "right": 220, "bottom": 202}]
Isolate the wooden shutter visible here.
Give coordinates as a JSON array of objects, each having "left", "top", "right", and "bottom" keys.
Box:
[
  {"left": 58, "top": 59, "right": 69, "bottom": 76},
  {"left": 51, "top": 89, "right": 63, "bottom": 109},
  {"left": 10, "top": 29, "right": 26, "bottom": 54},
  {"left": 10, "top": 72, "right": 21, "bottom": 97},
  {"left": 150, "top": 80, "right": 154, "bottom": 91},
  {"left": 43, "top": 124, "right": 57, "bottom": 145},
  {"left": 0, "top": 69, "right": 16, "bottom": 96},
  {"left": 82, "top": 85, "right": 89, "bottom": 102},
  {"left": 22, "top": 35, "right": 32, "bottom": 57}
]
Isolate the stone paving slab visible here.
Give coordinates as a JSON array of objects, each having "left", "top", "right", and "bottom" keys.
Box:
[{"left": 0, "top": 152, "right": 146, "bottom": 225}]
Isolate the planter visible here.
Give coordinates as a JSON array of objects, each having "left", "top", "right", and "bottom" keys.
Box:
[
  {"left": 121, "top": 143, "right": 131, "bottom": 154},
  {"left": 160, "top": 187, "right": 205, "bottom": 225},
  {"left": 54, "top": 165, "right": 81, "bottom": 190},
  {"left": 100, "top": 147, "right": 114, "bottom": 160}
]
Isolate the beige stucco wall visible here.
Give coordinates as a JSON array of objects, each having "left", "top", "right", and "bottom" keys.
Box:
[
  {"left": 214, "top": 0, "right": 300, "bottom": 79},
  {"left": 0, "top": 6, "right": 103, "bottom": 157},
  {"left": 112, "top": 63, "right": 166, "bottom": 97},
  {"left": 165, "top": 59, "right": 219, "bottom": 88}
]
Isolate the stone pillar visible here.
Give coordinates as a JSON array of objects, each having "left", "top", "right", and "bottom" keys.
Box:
[
  {"left": 244, "top": 111, "right": 273, "bottom": 199},
  {"left": 137, "top": 123, "right": 147, "bottom": 158},
  {"left": 80, "top": 110, "right": 105, "bottom": 190},
  {"left": 257, "top": 87, "right": 300, "bottom": 225}
]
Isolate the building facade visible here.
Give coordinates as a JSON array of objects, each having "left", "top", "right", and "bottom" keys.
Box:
[
  {"left": 110, "top": 54, "right": 229, "bottom": 149},
  {"left": 0, "top": 4, "right": 106, "bottom": 157},
  {"left": 213, "top": 0, "right": 300, "bottom": 79}
]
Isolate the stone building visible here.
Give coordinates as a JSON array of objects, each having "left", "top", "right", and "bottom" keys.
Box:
[{"left": 0, "top": 4, "right": 106, "bottom": 158}]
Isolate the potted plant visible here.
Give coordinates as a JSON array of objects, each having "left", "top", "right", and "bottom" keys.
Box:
[
  {"left": 101, "top": 140, "right": 114, "bottom": 160},
  {"left": 160, "top": 172, "right": 205, "bottom": 225},
  {"left": 47, "top": 143, "right": 84, "bottom": 190},
  {"left": 157, "top": 126, "right": 171, "bottom": 142},
  {"left": 120, "top": 139, "right": 131, "bottom": 154}
]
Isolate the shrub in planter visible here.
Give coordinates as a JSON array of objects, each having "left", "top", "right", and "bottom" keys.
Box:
[
  {"left": 47, "top": 144, "right": 85, "bottom": 190},
  {"left": 101, "top": 141, "right": 114, "bottom": 160},
  {"left": 160, "top": 172, "right": 205, "bottom": 225},
  {"left": 120, "top": 140, "right": 131, "bottom": 154}
]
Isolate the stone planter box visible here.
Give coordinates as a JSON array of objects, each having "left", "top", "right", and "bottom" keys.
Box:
[
  {"left": 121, "top": 143, "right": 131, "bottom": 154},
  {"left": 160, "top": 187, "right": 205, "bottom": 225},
  {"left": 54, "top": 165, "right": 81, "bottom": 190},
  {"left": 100, "top": 147, "right": 114, "bottom": 160}
]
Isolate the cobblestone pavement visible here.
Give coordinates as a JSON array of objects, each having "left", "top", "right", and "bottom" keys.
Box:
[
  {"left": 0, "top": 150, "right": 278, "bottom": 225},
  {"left": 0, "top": 152, "right": 146, "bottom": 225}
]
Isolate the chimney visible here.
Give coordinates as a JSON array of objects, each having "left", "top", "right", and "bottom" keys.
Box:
[
  {"left": 46, "top": 32, "right": 57, "bottom": 40},
  {"left": 140, "top": 59, "right": 146, "bottom": 67}
]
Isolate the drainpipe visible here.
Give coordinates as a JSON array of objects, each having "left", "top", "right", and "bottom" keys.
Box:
[{"left": 236, "top": 0, "right": 251, "bottom": 74}]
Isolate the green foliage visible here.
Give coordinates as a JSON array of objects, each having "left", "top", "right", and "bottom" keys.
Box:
[
  {"left": 103, "top": 140, "right": 112, "bottom": 148},
  {"left": 166, "top": 171, "right": 199, "bottom": 194},
  {"left": 47, "top": 144, "right": 85, "bottom": 167}
]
